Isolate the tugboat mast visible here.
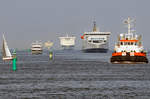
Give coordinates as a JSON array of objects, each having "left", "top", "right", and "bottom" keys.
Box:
[
  {"left": 124, "top": 17, "right": 135, "bottom": 39},
  {"left": 124, "top": 17, "right": 132, "bottom": 34},
  {"left": 127, "top": 17, "right": 131, "bottom": 34}
]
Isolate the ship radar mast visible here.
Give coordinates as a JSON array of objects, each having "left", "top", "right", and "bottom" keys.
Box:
[
  {"left": 93, "top": 21, "right": 97, "bottom": 32},
  {"left": 124, "top": 17, "right": 136, "bottom": 38}
]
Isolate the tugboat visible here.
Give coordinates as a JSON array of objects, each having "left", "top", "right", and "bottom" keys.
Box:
[{"left": 110, "top": 17, "right": 148, "bottom": 63}]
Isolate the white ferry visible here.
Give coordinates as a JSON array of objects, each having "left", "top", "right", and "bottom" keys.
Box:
[
  {"left": 59, "top": 34, "right": 76, "bottom": 48},
  {"left": 81, "top": 21, "right": 111, "bottom": 52},
  {"left": 110, "top": 17, "right": 148, "bottom": 63},
  {"left": 31, "top": 41, "right": 43, "bottom": 54}
]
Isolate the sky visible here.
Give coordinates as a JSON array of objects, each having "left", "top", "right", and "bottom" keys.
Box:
[{"left": 0, "top": 0, "right": 150, "bottom": 50}]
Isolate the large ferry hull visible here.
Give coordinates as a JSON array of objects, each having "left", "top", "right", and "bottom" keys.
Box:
[
  {"left": 83, "top": 48, "right": 108, "bottom": 53},
  {"left": 110, "top": 56, "right": 148, "bottom": 64},
  {"left": 82, "top": 40, "right": 108, "bottom": 53}
]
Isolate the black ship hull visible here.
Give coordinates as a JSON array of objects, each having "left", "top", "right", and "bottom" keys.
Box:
[
  {"left": 111, "top": 56, "right": 148, "bottom": 64},
  {"left": 83, "top": 48, "right": 108, "bottom": 53}
]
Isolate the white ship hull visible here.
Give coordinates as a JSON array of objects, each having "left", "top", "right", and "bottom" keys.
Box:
[
  {"left": 2, "top": 57, "right": 13, "bottom": 61},
  {"left": 31, "top": 50, "right": 42, "bottom": 54},
  {"left": 31, "top": 41, "right": 43, "bottom": 54},
  {"left": 82, "top": 39, "right": 109, "bottom": 52},
  {"left": 59, "top": 36, "right": 75, "bottom": 47},
  {"left": 31, "top": 47, "right": 43, "bottom": 54}
]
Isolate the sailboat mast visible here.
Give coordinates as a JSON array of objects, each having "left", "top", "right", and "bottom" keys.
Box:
[
  {"left": 2, "top": 34, "right": 12, "bottom": 57},
  {"left": 2, "top": 37, "right": 6, "bottom": 58}
]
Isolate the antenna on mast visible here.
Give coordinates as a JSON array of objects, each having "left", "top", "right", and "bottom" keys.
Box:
[
  {"left": 93, "top": 21, "right": 97, "bottom": 32},
  {"left": 124, "top": 17, "right": 135, "bottom": 34}
]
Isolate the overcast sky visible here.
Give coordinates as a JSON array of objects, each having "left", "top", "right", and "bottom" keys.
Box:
[{"left": 0, "top": 0, "right": 150, "bottom": 50}]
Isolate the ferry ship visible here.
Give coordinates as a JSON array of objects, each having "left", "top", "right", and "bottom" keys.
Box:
[
  {"left": 81, "top": 21, "right": 111, "bottom": 52},
  {"left": 110, "top": 17, "right": 148, "bottom": 63},
  {"left": 59, "top": 34, "right": 76, "bottom": 48},
  {"left": 31, "top": 41, "right": 43, "bottom": 54}
]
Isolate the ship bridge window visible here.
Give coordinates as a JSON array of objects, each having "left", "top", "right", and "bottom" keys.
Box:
[
  {"left": 128, "top": 42, "right": 130, "bottom": 45},
  {"left": 124, "top": 42, "right": 128, "bottom": 45},
  {"left": 33, "top": 47, "right": 41, "bottom": 48},
  {"left": 120, "top": 42, "right": 123, "bottom": 45},
  {"left": 66, "top": 38, "right": 71, "bottom": 40},
  {"left": 135, "top": 43, "right": 137, "bottom": 45},
  {"left": 90, "top": 38, "right": 105, "bottom": 41},
  {"left": 93, "top": 40, "right": 102, "bottom": 43},
  {"left": 131, "top": 42, "right": 133, "bottom": 45}
]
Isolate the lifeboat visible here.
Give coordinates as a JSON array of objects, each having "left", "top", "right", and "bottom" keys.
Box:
[{"left": 110, "top": 17, "right": 148, "bottom": 63}]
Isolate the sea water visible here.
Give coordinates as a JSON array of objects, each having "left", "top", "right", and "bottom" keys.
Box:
[{"left": 0, "top": 50, "right": 150, "bottom": 99}]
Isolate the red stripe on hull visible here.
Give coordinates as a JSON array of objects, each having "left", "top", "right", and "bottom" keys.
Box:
[{"left": 112, "top": 52, "right": 146, "bottom": 57}]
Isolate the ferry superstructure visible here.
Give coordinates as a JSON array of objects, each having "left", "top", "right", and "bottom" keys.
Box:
[
  {"left": 81, "top": 21, "right": 111, "bottom": 52},
  {"left": 110, "top": 17, "right": 148, "bottom": 63},
  {"left": 31, "top": 41, "right": 43, "bottom": 54},
  {"left": 59, "top": 34, "right": 76, "bottom": 48}
]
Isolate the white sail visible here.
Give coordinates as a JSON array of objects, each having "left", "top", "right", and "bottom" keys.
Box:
[{"left": 2, "top": 34, "right": 12, "bottom": 60}]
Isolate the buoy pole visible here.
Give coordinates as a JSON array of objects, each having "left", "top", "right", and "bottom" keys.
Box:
[
  {"left": 12, "top": 50, "right": 17, "bottom": 71},
  {"left": 12, "top": 57, "right": 17, "bottom": 71},
  {"left": 49, "top": 51, "right": 53, "bottom": 60}
]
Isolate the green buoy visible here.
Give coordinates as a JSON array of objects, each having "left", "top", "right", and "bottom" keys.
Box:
[
  {"left": 12, "top": 50, "right": 17, "bottom": 71},
  {"left": 27, "top": 49, "right": 31, "bottom": 52}
]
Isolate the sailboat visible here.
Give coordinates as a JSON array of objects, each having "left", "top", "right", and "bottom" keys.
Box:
[{"left": 2, "top": 34, "right": 13, "bottom": 61}]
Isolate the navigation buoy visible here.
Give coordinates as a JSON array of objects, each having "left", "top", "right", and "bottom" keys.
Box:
[
  {"left": 12, "top": 50, "right": 17, "bottom": 71},
  {"left": 49, "top": 51, "right": 53, "bottom": 60}
]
